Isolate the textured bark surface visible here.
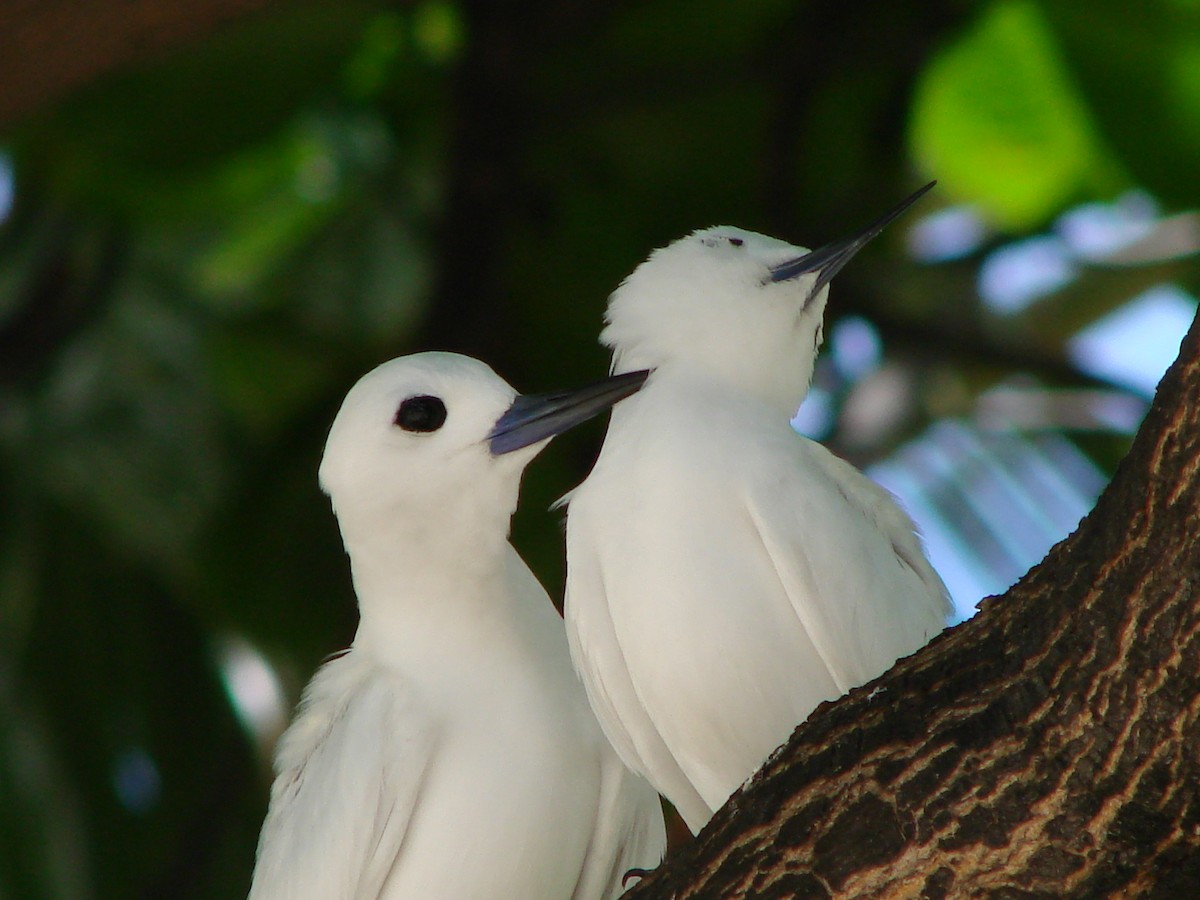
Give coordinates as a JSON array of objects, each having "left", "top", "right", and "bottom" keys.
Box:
[
  {"left": 0, "top": 0, "right": 280, "bottom": 126},
  {"left": 629, "top": 311, "right": 1200, "bottom": 898}
]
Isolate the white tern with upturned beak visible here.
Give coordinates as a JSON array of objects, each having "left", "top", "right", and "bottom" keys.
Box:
[
  {"left": 562, "top": 184, "right": 951, "bottom": 833},
  {"left": 249, "top": 352, "right": 664, "bottom": 899}
]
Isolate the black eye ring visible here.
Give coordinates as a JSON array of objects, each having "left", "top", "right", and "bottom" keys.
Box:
[
  {"left": 395, "top": 395, "right": 447, "bottom": 433},
  {"left": 728, "top": 237, "right": 744, "bottom": 247}
]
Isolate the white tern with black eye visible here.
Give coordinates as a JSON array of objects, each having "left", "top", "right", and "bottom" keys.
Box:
[
  {"left": 249, "top": 352, "right": 663, "bottom": 899},
  {"left": 562, "top": 184, "right": 952, "bottom": 833}
]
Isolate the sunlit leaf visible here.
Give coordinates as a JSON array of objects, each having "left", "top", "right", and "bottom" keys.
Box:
[{"left": 909, "top": 0, "right": 1117, "bottom": 229}]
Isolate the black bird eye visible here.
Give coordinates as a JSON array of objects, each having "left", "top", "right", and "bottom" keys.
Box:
[
  {"left": 394, "top": 395, "right": 447, "bottom": 433},
  {"left": 728, "top": 237, "right": 744, "bottom": 247}
]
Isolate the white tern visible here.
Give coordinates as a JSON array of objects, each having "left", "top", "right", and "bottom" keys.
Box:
[
  {"left": 562, "top": 184, "right": 952, "bottom": 833},
  {"left": 249, "top": 352, "right": 665, "bottom": 899}
]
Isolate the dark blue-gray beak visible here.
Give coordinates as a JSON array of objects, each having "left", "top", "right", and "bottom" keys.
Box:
[
  {"left": 488, "top": 370, "right": 651, "bottom": 455},
  {"left": 768, "top": 181, "right": 936, "bottom": 301}
]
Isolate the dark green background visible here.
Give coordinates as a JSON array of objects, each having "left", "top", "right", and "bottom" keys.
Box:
[{"left": 2, "top": 1, "right": 1197, "bottom": 896}]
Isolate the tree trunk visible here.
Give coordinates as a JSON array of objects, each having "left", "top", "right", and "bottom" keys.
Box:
[{"left": 629, "top": 311, "right": 1200, "bottom": 898}]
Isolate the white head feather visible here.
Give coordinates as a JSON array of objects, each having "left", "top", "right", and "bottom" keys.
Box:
[
  {"left": 602, "top": 226, "right": 828, "bottom": 418},
  {"left": 318, "top": 352, "right": 534, "bottom": 606}
]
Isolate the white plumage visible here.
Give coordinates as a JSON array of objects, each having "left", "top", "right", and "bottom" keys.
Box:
[
  {"left": 563, "top": 188, "right": 951, "bottom": 833},
  {"left": 250, "top": 352, "right": 664, "bottom": 899}
]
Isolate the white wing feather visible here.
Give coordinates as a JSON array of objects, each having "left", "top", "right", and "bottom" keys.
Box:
[
  {"left": 248, "top": 651, "right": 436, "bottom": 900},
  {"left": 563, "top": 537, "right": 712, "bottom": 832},
  {"left": 743, "top": 438, "right": 950, "bottom": 693}
]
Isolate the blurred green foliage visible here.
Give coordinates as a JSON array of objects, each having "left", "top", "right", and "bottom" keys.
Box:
[
  {"left": 910, "top": 0, "right": 1115, "bottom": 227},
  {"left": 1, "top": 0, "right": 1197, "bottom": 896}
]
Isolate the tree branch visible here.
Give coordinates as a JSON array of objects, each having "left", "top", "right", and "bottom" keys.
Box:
[
  {"left": 0, "top": 0, "right": 280, "bottom": 127},
  {"left": 629, "top": 311, "right": 1200, "bottom": 896}
]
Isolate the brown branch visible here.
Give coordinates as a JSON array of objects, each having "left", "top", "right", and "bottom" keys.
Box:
[
  {"left": 629, "top": 310, "right": 1200, "bottom": 896},
  {"left": 847, "top": 302, "right": 1131, "bottom": 394},
  {"left": 0, "top": 0, "right": 283, "bottom": 127}
]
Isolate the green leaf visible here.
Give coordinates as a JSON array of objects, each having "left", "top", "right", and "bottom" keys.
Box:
[
  {"left": 1042, "top": 0, "right": 1200, "bottom": 208},
  {"left": 909, "top": 0, "right": 1117, "bottom": 229}
]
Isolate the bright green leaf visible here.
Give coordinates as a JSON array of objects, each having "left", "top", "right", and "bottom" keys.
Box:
[{"left": 909, "top": 0, "right": 1116, "bottom": 229}]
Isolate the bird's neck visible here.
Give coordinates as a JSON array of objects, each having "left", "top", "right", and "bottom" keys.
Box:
[
  {"left": 620, "top": 362, "right": 806, "bottom": 423},
  {"left": 610, "top": 320, "right": 819, "bottom": 419},
  {"left": 336, "top": 500, "right": 517, "bottom": 639}
]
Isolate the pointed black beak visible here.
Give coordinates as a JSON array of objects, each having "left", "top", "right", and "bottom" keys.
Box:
[
  {"left": 767, "top": 181, "right": 936, "bottom": 301},
  {"left": 487, "top": 370, "right": 650, "bottom": 455}
]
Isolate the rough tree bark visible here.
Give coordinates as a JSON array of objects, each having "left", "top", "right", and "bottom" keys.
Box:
[{"left": 628, "top": 312, "right": 1200, "bottom": 898}]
